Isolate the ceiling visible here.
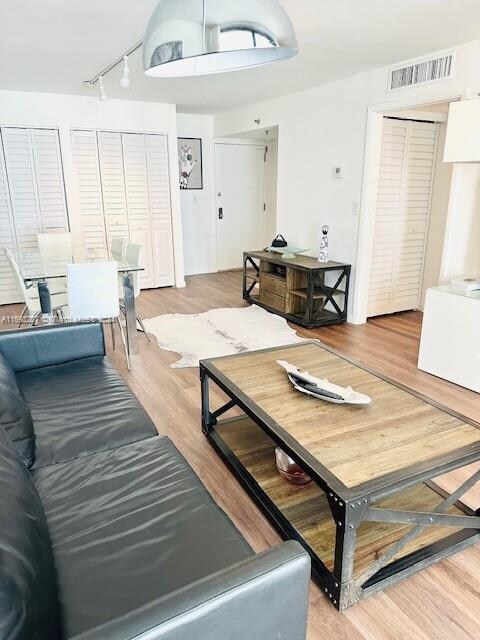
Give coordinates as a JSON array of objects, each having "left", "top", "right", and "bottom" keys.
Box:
[{"left": 1, "top": 1, "right": 480, "bottom": 114}]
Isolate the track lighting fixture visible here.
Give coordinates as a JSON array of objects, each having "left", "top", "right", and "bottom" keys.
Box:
[
  {"left": 98, "top": 76, "right": 108, "bottom": 102},
  {"left": 120, "top": 56, "right": 130, "bottom": 88},
  {"left": 82, "top": 40, "right": 142, "bottom": 96}
]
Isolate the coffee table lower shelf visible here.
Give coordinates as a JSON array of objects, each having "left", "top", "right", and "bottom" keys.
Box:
[{"left": 205, "top": 414, "right": 479, "bottom": 610}]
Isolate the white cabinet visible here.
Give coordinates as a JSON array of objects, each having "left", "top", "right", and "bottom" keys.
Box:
[
  {"left": 418, "top": 286, "right": 480, "bottom": 392},
  {"left": 368, "top": 118, "right": 438, "bottom": 316},
  {"left": 444, "top": 99, "right": 480, "bottom": 163},
  {"left": 71, "top": 129, "right": 175, "bottom": 289},
  {"left": 0, "top": 127, "right": 69, "bottom": 304}
]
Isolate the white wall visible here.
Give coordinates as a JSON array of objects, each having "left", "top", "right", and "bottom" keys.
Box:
[
  {"left": 421, "top": 121, "right": 453, "bottom": 306},
  {"left": 214, "top": 38, "right": 480, "bottom": 321},
  {"left": 0, "top": 90, "right": 186, "bottom": 287},
  {"left": 439, "top": 163, "right": 480, "bottom": 281},
  {"left": 265, "top": 139, "right": 278, "bottom": 243},
  {"left": 176, "top": 113, "right": 216, "bottom": 275}
]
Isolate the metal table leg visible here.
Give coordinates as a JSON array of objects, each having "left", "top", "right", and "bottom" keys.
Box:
[
  {"left": 122, "top": 272, "right": 138, "bottom": 355},
  {"left": 37, "top": 280, "right": 53, "bottom": 324}
]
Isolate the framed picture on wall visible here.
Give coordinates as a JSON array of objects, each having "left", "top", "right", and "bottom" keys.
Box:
[{"left": 177, "top": 137, "right": 203, "bottom": 190}]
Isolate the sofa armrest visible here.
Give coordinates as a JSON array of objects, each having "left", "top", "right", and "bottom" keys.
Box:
[
  {"left": 72, "top": 541, "right": 310, "bottom": 640},
  {"left": 0, "top": 323, "right": 105, "bottom": 372}
]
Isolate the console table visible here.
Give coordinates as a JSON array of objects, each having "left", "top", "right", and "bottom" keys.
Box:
[{"left": 243, "top": 250, "right": 351, "bottom": 328}]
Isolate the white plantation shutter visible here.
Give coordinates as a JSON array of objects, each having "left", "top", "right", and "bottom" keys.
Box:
[
  {"left": 1, "top": 128, "right": 43, "bottom": 265},
  {"left": 146, "top": 134, "right": 175, "bottom": 287},
  {"left": 97, "top": 131, "right": 130, "bottom": 247},
  {"left": 122, "top": 133, "right": 155, "bottom": 288},
  {"left": 0, "top": 127, "right": 69, "bottom": 303},
  {"left": 30, "top": 128, "right": 68, "bottom": 230},
  {"left": 71, "top": 130, "right": 108, "bottom": 258},
  {"left": 368, "top": 118, "right": 438, "bottom": 317},
  {"left": 71, "top": 129, "right": 175, "bottom": 290},
  {"left": 0, "top": 134, "right": 21, "bottom": 304}
]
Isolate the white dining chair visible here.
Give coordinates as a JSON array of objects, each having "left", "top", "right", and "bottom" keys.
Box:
[
  {"left": 110, "top": 237, "right": 127, "bottom": 261},
  {"left": 120, "top": 243, "right": 150, "bottom": 341},
  {"left": 38, "top": 232, "right": 73, "bottom": 258},
  {"left": 67, "top": 261, "right": 130, "bottom": 369},
  {"left": 37, "top": 232, "right": 72, "bottom": 290},
  {"left": 3, "top": 248, "right": 68, "bottom": 326}
]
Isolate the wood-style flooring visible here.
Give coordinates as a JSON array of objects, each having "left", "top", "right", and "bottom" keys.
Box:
[{"left": 2, "top": 270, "right": 480, "bottom": 639}]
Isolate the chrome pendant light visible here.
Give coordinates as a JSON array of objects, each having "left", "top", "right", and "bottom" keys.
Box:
[{"left": 143, "top": 0, "right": 298, "bottom": 77}]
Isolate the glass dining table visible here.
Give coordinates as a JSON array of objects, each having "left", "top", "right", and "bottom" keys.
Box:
[{"left": 18, "top": 248, "right": 143, "bottom": 355}]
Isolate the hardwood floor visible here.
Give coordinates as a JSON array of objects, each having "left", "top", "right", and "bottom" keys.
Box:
[{"left": 2, "top": 270, "right": 480, "bottom": 639}]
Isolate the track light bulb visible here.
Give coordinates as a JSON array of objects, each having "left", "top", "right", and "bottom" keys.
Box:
[
  {"left": 98, "top": 76, "right": 108, "bottom": 102},
  {"left": 120, "top": 56, "right": 130, "bottom": 88}
]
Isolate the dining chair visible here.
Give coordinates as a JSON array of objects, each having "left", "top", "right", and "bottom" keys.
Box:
[
  {"left": 110, "top": 237, "right": 127, "bottom": 261},
  {"left": 37, "top": 232, "right": 72, "bottom": 290},
  {"left": 3, "top": 248, "right": 68, "bottom": 326},
  {"left": 37, "top": 232, "right": 73, "bottom": 258},
  {"left": 120, "top": 243, "right": 150, "bottom": 341},
  {"left": 67, "top": 261, "right": 130, "bottom": 370}
]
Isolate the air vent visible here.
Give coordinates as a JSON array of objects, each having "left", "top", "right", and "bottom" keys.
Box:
[{"left": 389, "top": 52, "right": 454, "bottom": 91}]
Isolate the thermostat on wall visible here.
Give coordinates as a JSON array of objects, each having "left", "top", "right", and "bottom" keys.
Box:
[
  {"left": 332, "top": 166, "right": 343, "bottom": 179},
  {"left": 450, "top": 276, "right": 480, "bottom": 291}
]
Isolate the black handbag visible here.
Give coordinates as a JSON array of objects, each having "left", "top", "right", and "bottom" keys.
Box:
[{"left": 271, "top": 234, "right": 288, "bottom": 248}]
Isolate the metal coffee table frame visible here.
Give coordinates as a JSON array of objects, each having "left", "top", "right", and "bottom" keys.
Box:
[{"left": 200, "top": 343, "right": 480, "bottom": 610}]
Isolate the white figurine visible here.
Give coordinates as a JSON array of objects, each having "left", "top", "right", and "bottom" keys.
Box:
[{"left": 318, "top": 225, "right": 329, "bottom": 262}]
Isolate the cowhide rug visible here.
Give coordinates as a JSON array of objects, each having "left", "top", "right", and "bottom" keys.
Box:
[{"left": 143, "top": 305, "right": 306, "bottom": 368}]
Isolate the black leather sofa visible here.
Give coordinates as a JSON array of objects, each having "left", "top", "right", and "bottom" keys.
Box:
[{"left": 0, "top": 322, "right": 310, "bottom": 640}]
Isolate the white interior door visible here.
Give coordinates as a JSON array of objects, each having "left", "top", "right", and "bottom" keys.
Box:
[
  {"left": 368, "top": 118, "right": 438, "bottom": 317},
  {"left": 215, "top": 143, "right": 266, "bottom": 271}
]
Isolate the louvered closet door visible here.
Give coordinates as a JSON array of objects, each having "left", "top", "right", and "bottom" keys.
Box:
[
  {"left": 368, "top": 119, "right": 438, "bottom": 317},
  {"left": 97, "top": 131, "right": 130, "bottom": 249},
  {"left": 30, "top": 129, "right": 68, "bottom": 231},
  {"left": 0, "top": 135, "right": 21, "bottom": 304},
  {"left": 146, "top": 134, "right": 175, "bottom": 287},
  {"left": 71, "top": 130, "right": 108, "bottom": 258},
  {"left": 1, "top": 128, "right": 43, "bottom": 266},
  {"left": 121, "top": 133, "right": 155, "bottom": 288}
]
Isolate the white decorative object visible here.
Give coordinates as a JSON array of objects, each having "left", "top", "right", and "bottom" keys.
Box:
[
  {"left": 450, "top": 276, "right": 480, "bottom": 292},
  {"left": 418, "top": 286, "right": 480, "bottom": 392},
  {"left": 277, "top": 360, "right": 372, "bottom": 405},
  {"left": 143, "top": 306, "right": 306, "bottom": 368},
  {"left": 318, "top": 225, "right": 329, "bottom": 262}
]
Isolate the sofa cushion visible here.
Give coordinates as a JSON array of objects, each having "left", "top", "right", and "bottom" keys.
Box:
[
  {"left": 0, "top": 351, "right": 35, "bottom": 467},
  {"left": 17, "top": 356, "right": 157, "bottom": 468},
  {"left": 32, "top": 436, "right": 253, "bottom": 639},
  {"left": 0, "top": 426, "right": 61, "bottom": 640}
]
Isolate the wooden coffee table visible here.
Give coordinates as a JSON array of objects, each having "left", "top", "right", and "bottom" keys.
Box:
[{"left": 200, "top": 341, "right": 480, "bottom": 610}]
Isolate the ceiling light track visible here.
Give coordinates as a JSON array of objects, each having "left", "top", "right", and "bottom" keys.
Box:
[{"left": 82, "top": 39, "right": 143, "bottom": 88}]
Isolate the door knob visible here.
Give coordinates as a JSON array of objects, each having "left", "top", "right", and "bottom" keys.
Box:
[{"left": 218, "top": 207, "right": 224, "bottom": 220}]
